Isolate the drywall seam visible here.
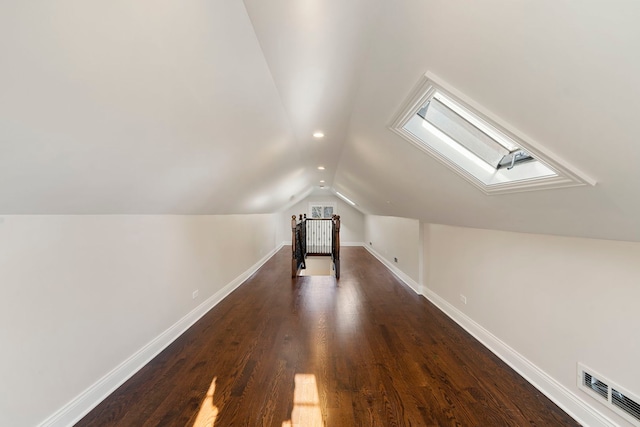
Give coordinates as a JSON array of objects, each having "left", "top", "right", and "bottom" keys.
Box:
[
  {"left": 420, "top": 287, "right": 618, "bottom": 427},
  {"left": 364, "top": 245, "right": 421, "bottom": 295},
  {"left": 37, "top": 243, "right": 285, "bottom": 427}
]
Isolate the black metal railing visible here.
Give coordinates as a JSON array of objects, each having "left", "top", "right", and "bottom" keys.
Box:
[
  {"left": 306, "top": 218, "right": 332, "bottom": 255},
  {"left": 295, "top": 220, "right": 306, "bottom": 269},
  {"left": 332, "top": 215, "right": 340, "bottom": 279},
  {"left": 291, "top": 215, "right": 306, "bottom": 277},
  {"left": 291, "top": 214, "right": 340, "bottom": 279}
]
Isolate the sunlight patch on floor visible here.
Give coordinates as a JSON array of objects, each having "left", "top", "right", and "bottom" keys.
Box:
[
  {"left": 282, "top": 374, "right": 324, "bottom": 427},
  {"left": 193, "top": 377, "right": 218, "bottom": 427},
  {"left": 299, "top": 256, "right": 334, "bottom": 276}
]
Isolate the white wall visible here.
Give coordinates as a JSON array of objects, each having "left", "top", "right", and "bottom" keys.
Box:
[
  {"left": 278, "top": 194, "right": 365, "bottom": 245},
  {"left": 424, "top": 224, "right": 640, "bottom": 427},
  {"left": 364, "top": 215, "right": 420, "bottom": 285},
  {"left": 363, "top": 215, "right": 640, "bottom": 426},
  {"left": 0, "top": 214, "right": 278, "bottom": 427}
]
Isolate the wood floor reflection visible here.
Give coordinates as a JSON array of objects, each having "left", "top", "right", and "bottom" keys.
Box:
[{"left": 76, "top": 247, "right": 580, "bottom": 426}]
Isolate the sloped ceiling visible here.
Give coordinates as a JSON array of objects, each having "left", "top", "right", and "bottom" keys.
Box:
[
  {"left": 0, "top": 1, "right": 308, "bottom": 213},
  {"left": 2, "top": 1, "right": 639, "bottom": 241}
]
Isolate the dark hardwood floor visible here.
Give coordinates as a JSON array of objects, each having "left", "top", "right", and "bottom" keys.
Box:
[{"left": 77, "top": 246, "right": 580, "bottom": 426}]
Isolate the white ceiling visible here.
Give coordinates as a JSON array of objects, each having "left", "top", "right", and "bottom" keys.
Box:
[{"left": 2, "top": 1, "right": 640, "bottom": 241}]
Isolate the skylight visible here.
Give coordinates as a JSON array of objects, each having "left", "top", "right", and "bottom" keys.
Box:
[
  {"left": 389, "top": 73, "right": 595, "bottom": 194},
  {"left": 335, "top": 191, "right": 356, "bottom": 206}
]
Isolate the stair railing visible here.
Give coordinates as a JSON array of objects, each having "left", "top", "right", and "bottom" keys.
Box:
[
  {"left": 291, "top": 214, "right": 307, "bottom": 278},
  {"left": 291, "top": 213, "right": 340, "bottom": 279}
]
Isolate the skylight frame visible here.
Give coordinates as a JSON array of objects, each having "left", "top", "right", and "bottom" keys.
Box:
[{"left": 389, "top": 72, "right": 596, "bottom": 195}]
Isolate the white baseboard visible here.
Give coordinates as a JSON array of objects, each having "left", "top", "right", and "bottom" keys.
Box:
[
  {"left": 341, "top": 241, "right": 364, "bottom": 247},
  {"left": 365, "top": 246, "right": 617, "bottom": 427},
  {"left": 364, "top": 245, "right": 421, "bottom": 295},
  {"left": 420, "top": 288, "right": 618, "bottom": 427},
  {"left": 38, "top": 243, "right": 284, "bottom": 427}
]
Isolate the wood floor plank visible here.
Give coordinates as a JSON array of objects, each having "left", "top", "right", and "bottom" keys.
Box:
[{"left": 76, "top": 247, "right": 580, "bottom": 427}]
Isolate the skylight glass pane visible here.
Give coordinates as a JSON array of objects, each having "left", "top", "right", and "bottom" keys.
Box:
[
  {"left": 420, "top": 98, "right": 509, "bottom": 168},
  {"left": 432, "top": 92, "right": 520, "bottom": 152},
  {"left": 420, "top": 120, "right": 496, "bottom": 174}
]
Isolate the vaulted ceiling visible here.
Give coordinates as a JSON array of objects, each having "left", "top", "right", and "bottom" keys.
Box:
[{"left": 2, "top": 1, "right": 639, "bottom": 241}]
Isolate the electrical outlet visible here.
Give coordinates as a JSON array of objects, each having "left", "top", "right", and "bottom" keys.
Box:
[
  {"left": 192, "top": 290, "right": 199, "bottom": 299},
  {"left": 460, "top": 294, "right": 467, "bottom": 305}
]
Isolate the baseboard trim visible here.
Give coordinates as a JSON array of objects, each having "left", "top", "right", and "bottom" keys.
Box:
[
  {"left": 420, "top": 288, "right": 618, "bottom": 427},
  {"left": 365, "top": 247, "right": 617, "bottom": 427},
  {"left": 38, "top": 243, "right": 285, "bottom": 427},
  {"left": 341, "top": 241, "right": 365, "bottom": 247},
  {"left": 364, "top": 245, "right": 421, "bottom": 295}
]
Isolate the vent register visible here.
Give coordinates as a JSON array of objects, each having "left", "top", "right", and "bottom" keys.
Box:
[
  {"left": 579, "top": 364, "right": 640, "bottom": 426},
  {"left": 390, "top": 73, "right": 596, "bottom": 194}
]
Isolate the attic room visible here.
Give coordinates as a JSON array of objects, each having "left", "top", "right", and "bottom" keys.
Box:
[{"left": 1, "top": 1, "right": 639, "bottom": 426}]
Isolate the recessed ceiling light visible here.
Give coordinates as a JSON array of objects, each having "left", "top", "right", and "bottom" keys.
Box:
[
  {"left": 317, "top": 166, "right": 325, "bottom": 170},
  {"left": 313, "top": 132, "right": 324, "bottom": 138}
]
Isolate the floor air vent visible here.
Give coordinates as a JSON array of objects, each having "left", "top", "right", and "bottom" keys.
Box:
[{"left": 578, "top": 363, "right": 640, "bottom": 426}]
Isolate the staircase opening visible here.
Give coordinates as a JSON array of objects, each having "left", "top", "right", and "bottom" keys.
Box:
[
  {"left": 291, "top": 214, "right": 341, "bottom": 279},
  {"left": 299, "top": 256, "right": 334, "bottom": 276}
]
